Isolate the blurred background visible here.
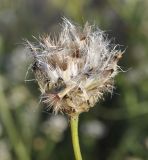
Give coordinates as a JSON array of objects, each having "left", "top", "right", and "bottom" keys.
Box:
[{"left": 0, "top": 0, "right": 148, "bottom": 160}]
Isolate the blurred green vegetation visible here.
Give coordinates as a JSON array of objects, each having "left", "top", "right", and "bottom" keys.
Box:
[{"left": 0, "top": 0, "right": 148, "bottom": 160}]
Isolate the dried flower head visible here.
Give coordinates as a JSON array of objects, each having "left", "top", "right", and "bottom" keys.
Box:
[{"left": 26, "top": 18, "right": 123, "bottom": 117}]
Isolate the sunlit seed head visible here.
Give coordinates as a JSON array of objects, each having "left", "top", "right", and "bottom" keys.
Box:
[{"left": 26, "top": 18, "right": 123, "bottom": 117}]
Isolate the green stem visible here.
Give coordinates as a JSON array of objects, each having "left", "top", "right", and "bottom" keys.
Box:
[
  {"left": 0, "top": 88, "right": 30, "bottom": 160},
  {"left": 70, "top": 115, "right": 82, "bottom": 160}
]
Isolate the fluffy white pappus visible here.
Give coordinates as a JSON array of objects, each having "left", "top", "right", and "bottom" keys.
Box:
[{"left": 26, "top": 18, "right": 123, "bottom": 116}]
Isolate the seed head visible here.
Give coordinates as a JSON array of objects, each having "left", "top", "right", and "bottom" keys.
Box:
[{"left": 26, "top": 18, "right": 123, "bottom": 117}]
